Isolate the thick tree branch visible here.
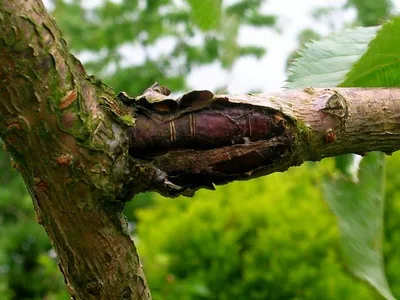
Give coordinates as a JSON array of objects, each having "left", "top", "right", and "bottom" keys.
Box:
[{"left": 0, "top": 1, "right": 149, "bottom": 299}]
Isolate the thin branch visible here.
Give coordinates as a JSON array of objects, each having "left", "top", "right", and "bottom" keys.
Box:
[{"left": 126, "top": 87, "right": 400, "bottom": 196}]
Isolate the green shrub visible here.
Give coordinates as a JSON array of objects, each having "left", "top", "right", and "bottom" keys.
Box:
[
  {"left": 384, "top": 151, "right": 400, "bottom": 298},
  {"left": 135, "top": 161, "right": 375, "bottom": 299}
]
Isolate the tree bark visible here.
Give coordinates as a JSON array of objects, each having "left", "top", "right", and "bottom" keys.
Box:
[
  {"left": 0, "top": 1, "right": 150, "bottom": 299},
  {"left": 1, "top": 1, "right": 400, "bottom": 299},
  {"left": 129, "top": 86, "right": 400, "bottom": 196}
]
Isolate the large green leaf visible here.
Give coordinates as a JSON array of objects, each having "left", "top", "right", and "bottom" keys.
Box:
[
  {"left": 330, "top": 18, "right": 400, "bottom": 300},
  {"left": 341, "top": 18, "right": 400, "bottom": 86},
  {"left": 286, "top": 26, "right": 378, "bottom": 88},
  {"left": 323, "top": 153, "right": 393, "bottom": 300},
  {"left": 287, "top": 20, "right": 397, "bottom": 299}
]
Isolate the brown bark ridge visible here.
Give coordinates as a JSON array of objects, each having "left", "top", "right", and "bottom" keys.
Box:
[{"left": 1, "top": 1, "right": 400, "bottom": 299}]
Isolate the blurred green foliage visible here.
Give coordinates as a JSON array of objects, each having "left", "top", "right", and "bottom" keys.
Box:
[
  {"left": 133, "top": 152, "right": 400, "bottom": 300},
  {"left": 346, "top": 0, "right": 392, "bottom": 26},
  {"left": 51, "top": 0, "right": 275, "bottom": 96},
  {"left": 134, "top": 161, "right": 371, "bottom": 299}
]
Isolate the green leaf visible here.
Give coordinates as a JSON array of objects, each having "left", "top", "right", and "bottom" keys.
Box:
[
  {"left": 334, "top": 154, "right": 361, "bottom": 180},
  {"left": 323, "top": 152, "right": 394, "bottom": 300},
  {"left": 341, "top": 17, "right": 400, "bottom": 87},
  {"left": 287, "top": 20, "right": 396, "bottom": 299},
  {"left": 329, "top": 18, "right": 400, "bottom": 300},
  {"left": 286, "top": 26, "right": 378, "bottom": 88},
  {"left": 187, "top": 0, "right": 222, "bottom": 31}
]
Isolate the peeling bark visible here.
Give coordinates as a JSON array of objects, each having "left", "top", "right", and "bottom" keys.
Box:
[{"left": 1, "top": 1, "right": 400, "bottom": 299}]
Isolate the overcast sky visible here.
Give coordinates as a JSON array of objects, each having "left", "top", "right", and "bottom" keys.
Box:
[
  {"left": 191, "top": 0, "right": 400, "bottom": 93},
  {"left": 190, "top": 0, "right": 354, "bottom": 93},
  {"left": 44, "top": 0, "right": 400, "bottom": 93}
]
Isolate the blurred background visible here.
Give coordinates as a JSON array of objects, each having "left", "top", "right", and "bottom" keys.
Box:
[{"left": 1, "top": 0, "right": 400, "bottom": 299}]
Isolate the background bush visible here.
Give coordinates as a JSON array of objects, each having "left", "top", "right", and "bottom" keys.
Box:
[{"left": 134, "top": 156, "right": 400, "bottom": 299}]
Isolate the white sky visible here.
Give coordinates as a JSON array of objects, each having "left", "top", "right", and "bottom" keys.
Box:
[
  {"left": 190, "top": 0, "right": 355, "bottom": 93},
  {"left": 43, "top": 0, "right": 400, "bottom": 93}
]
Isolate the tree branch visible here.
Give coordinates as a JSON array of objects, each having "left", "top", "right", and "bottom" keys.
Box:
[
  {"left": 0, "top": 1, "right": 150, "bottom": 299},
  {"left": 128, "top": 86, "right": 400, "bottom": 196}
]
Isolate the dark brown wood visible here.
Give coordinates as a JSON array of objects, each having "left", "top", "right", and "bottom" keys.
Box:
[{"left": 130, "top": 104, "right": 289, "bottom": 157}]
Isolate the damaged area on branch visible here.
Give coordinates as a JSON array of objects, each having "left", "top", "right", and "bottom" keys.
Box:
[{"left": 120, "top": 83, "right": 298, "bottom": 197}]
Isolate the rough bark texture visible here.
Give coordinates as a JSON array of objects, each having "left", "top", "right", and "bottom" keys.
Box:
[
  {"left": 2, "top": 1, "right": 400, "bottom": 300},
  {"left": 0, "top": 1, "right": 150, "bottom": 299}
]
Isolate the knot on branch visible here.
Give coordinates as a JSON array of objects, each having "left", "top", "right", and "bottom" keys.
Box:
[{"left": 313, "top": 89, "right": 348, "bottom": 132}]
